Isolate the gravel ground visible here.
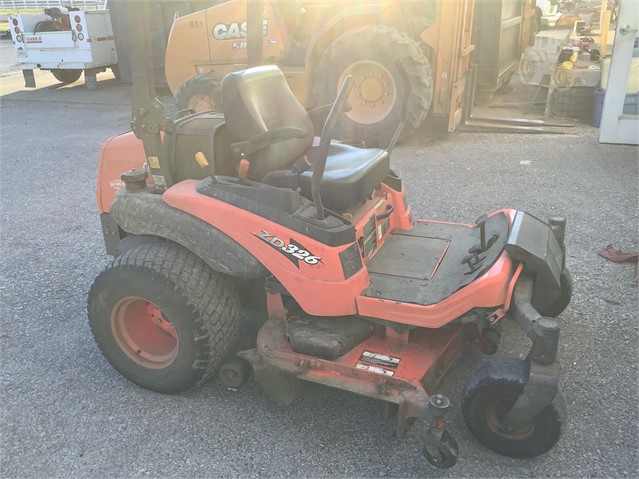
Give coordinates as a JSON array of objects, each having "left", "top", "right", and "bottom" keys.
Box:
[{"left": 1, "top": 57, "right": 638, "bottom": 478}]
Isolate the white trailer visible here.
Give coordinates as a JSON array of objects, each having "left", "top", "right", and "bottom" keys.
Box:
[{"left": 8, "top": 9, "right": 117, "bottom": 90}]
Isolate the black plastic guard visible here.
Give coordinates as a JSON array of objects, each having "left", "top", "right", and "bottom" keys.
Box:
[
  {"left": 109, "top": 189, "right": 269, "bottom": 278},
  {"left": 505, "top": 212, "right": 563, "bottom": 303}
]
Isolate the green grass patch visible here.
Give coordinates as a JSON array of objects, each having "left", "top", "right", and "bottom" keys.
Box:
[
  {"left": 1, "top": 9, "right": 48, "bottom": 32},
  {"left": 0, "top": 9, "right": 42, "bottom": 14}
]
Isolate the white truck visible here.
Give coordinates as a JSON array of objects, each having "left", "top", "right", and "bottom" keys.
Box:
[{"left": 8, "top": 7, "right": 117, "bottom": 90}]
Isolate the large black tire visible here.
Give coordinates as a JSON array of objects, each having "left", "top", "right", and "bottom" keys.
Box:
[
  {"left": 535, "top": 268, "right": 572, "bottom": 317},
  {"left": 462, "top": 357, "right": 566, "bottom": 458},
  {"left": 175, "top": 75, "right": 222, "bottom": 113},
  {"left": 51, "top": 69, "right": 82, "bottom": 84},
  {"left": 313, "top": 25, "right": 433, "bottom": 148},
  {"left": 88, "top": 241, "right": 241, "bottom": 393}
]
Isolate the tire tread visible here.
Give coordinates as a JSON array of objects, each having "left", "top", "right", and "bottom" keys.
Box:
[
  {"left": 313, "top": 25, "right": 433, "bottom": 147},
  {"left": 88, "top": 240, "right": 241, "bottom": 392}
]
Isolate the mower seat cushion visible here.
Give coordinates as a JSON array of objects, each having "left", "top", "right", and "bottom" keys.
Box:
[
  {"left": 221, "top": 66, "right": 315, "bottom": 181},
  {"left": 297, "top": 143, "right": 390, "bottom": 212}
]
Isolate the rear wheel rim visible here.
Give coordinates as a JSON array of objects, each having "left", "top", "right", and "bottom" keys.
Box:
[
  {"left": 111, "top": 297, "right": 179, "bottom": 369},
  {"left": 485, "top": 398, "right": 536, "bottom": 440},
  {"left": 339, "top": 60, "right": 396, "bottom": 125}
]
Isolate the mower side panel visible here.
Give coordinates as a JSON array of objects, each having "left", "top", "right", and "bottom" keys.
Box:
[
  {"left": 164, "top": 180, "right": 370, "bottom": 316},
  {"left": 96, "top": 132, "right": 149, "bottom": 214},
  {"left": 109, "top": 190, "right": 268, "bottom": 279}
]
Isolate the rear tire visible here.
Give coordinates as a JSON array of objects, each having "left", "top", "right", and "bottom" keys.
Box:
[
  {"left": 462, "top": 357, "right": 566, "bottom": 458},
  {"left": 175, "top": 75, "right": 222, "bottom": 113},
  {"left": 88, "top": 241, "right": 241, "bottom": 393},
  {"left": 313, "top": 25, "right": 433, "bottom": 148},
  {"left": 51, "top": 69, "right": 82, "bottom": 84}
]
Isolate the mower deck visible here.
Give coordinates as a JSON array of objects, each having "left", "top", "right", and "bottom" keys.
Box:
[{"left": 240, "top": 315, "right": 475, "bottom": 437}]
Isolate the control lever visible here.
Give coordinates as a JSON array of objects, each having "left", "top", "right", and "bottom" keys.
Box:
[
  {"left": 195, "top": 151, "right": 218, "bottom": 183},
  {"left": 475, "top": 214, "right": 499, "bottom": 253},
  {"left": 476, "top": 214, "right": 487, "bottom": 250}
]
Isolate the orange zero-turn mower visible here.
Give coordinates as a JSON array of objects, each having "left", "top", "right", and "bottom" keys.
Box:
[{"left": 88, "top": 3, "right": 570, "bottom": 469}]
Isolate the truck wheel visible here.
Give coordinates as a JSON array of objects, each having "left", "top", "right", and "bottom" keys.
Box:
[
  {"left": 462, "top": 357, "right": 566, "bottom": 458},
  {"left": 176, "top": 75, "right": 222, "bottom": 113},
  {"left": 88, "top": 241, "right": 241, "bottom": 393},
  {"left": 535, "top": 268, "right": 572, "bottom": 317},
  {"left": 51, "top": 69, "right": 82, "bottom": 84},
  {"left": 313, "top": 25, "right": 433, "bottom": 148}
]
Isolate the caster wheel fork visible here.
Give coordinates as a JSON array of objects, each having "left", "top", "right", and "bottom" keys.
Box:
[{"left": 422, "top": 394, "right": 459, "bottom": 469}]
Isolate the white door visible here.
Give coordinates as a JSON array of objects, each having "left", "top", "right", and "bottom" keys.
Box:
[{"left": 599, "top": 0, "right": 639, "bottom": 145}]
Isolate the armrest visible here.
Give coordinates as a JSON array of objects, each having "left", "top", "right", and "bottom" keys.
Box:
[
  {"left": 248, "top": 127, "right": 305, "bottom": 148},
  {"left": 231, "top": 127, "right": 306, "bottom": 159},
  {"left": 307, "top": 103, "right": 352, "bottom": 134}
]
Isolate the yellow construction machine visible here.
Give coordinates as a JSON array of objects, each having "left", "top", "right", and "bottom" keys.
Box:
[{"left": 164, "top": 0, "right": 475, "bottom": 147}]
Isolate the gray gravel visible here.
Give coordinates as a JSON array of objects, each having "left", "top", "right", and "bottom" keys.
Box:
[{"left": 1, "top": 61, "right": 638, "bottom": 478}]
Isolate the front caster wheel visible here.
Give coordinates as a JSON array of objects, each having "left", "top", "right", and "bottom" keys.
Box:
[
  {"left": 423, "top": 430, "right": 459, "bottom": 469},
  {"left": 535, "top": 268, "right": 572, "bottom": 317},
  {"left": 462, "top": 357, "right": 566, "bottom": 458},
  {"left": 219, "top": 357, "right": 252, "bottom": 388}
]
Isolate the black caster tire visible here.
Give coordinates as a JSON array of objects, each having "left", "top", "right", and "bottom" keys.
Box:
[
  {"left": 219, "top": 357, "right": 252, "bottom": 388},
  {"left": 462, "top": 357, "right": 566, "bottom": 458},
  {"left": 423, "top": 430, "right": 459, "bottom": 469},
  {"left": 88, "top": 241, "right": 241, "bottom": 394},
  {"left": 536, "top": 268, "right": 572, "bottom": 317}
]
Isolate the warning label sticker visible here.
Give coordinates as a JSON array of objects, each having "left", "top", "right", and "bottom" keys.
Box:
[
  {"left": 359, "top": 351, "right": 400, "bottom": 369},
  {"left": 355, "top": 363, "right": 394, "bottom": 377}
]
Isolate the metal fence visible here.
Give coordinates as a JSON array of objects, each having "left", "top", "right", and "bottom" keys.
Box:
[{"left": 0, "top": 0, "right": 107, "bottom": 9}]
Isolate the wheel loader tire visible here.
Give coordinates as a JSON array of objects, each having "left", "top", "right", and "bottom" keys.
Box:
[
  {"left": 88, "top": 241, "right": 241, "bottom": 394},
  {"left": 313, "top": 25, "right": 433, "bottom": 148},
  {"left": 51, "top": 69, "right": 82, "bottom": 84},
  {"left": 176, "top": 75, "right": 222, "bottom": 113}
]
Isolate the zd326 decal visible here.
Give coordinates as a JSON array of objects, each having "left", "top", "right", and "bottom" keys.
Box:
[{"left": 255, "top": 231, "right": 321, "bottom": 268}]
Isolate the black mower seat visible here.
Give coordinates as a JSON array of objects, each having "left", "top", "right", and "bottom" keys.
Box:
[
  {"left": 222, "top": 66, "right": 315, "bottom": 182},
  {"left": 297, "top": 143, "right": 390, "bottom": 212},
  {"left": 222, "top": 65, "right": 389, "bottom": 211}
]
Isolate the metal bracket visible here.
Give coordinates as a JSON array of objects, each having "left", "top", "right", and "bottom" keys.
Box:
[
  {"left": 423, "top": 394, "right": 457, "bottom": 466},
  {"left": 505, "top": 275, "right": 561, "bottom": 428},
  {"left": 23, "top": 69, "right": 36, "bottom": 88},
  {"left": 84, "top": 68, "right": 98, "bottom": 91},
  {"left": 509, "top": 276, "right": 560, "bottom": 364},
  {"left": 505, "top": 360, "right": 560, "bottom": 428},
  {"left": 238, "top": 348, "right": 298, "bottom": 406}
]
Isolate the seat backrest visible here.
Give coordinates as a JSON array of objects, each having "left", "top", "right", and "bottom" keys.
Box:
[{"left": 222, "top": 66, "right": 314, "bottom": 181}]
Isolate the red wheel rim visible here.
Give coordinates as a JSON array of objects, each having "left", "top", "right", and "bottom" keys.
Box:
[
  {"left": 485, "top": 398, "right": 536, "bottom": 440},
  {"left": 111, "top": 297, "right": 179, "bottom": 369}
]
